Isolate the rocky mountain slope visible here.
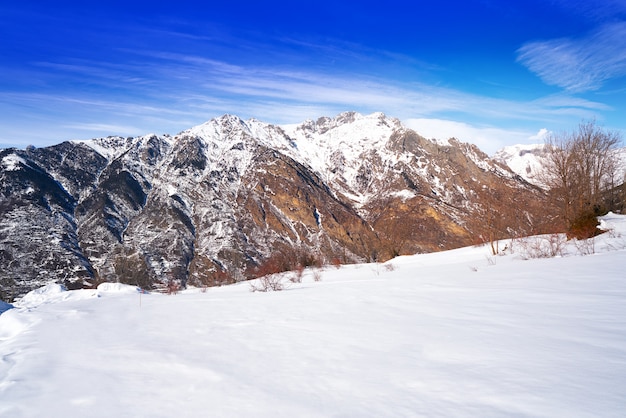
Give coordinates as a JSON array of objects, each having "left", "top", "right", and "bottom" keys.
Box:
[{"left": 1, "top": 112, "right": 547, "bottom": 300}]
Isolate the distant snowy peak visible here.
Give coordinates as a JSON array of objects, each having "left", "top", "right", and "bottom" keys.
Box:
[
  {"left": 281, "top": 112, "right": 409, "bottom": 166},
  {"left": 493, "top": 144, "right": 546, "bottom": 184},
  {"left": 287, "top": 111, "right": 401, "bottom": 133},
  {"left": 183, "top": 114, "right": 250, "bottom": 139},
  {"left": 495, "top": 143, "right": 626, "bottom": 185},
  {"left": 283, "top": 111, "right": 402, "bottom": 143},
  {"left": 183, "top": 111, "right": 403, "bottom": 147}
]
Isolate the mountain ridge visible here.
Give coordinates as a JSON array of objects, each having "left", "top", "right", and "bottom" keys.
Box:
[{"left": 1, "top": 112, "right": 548, "bottom": 300}]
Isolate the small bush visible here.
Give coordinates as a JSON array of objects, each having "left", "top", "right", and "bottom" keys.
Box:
[
  {"left": 249, "top": 247, "right": 322, "bottom": 280},
  {"left": 288, "top": 265, "right": 305, "bottom": 283},
  {"left": 249, "top": 274, "right": 285, "bottom": 292},
  {"left": 517, "top": 234, "right": 566, "bottom": 259},
  {"left": 330, "top": 257, "right": 342, "bottom": 269},
  {"left": 607, "top": 227, "right": 621, "bottom": 239},
  {"left": 166, "top": 279, "right": 180, "bottom": 295},
  {"left": 568, "top": 211, "right": 601, "bottom": 240},
  {"left": 212, "top": 270, "right": 236, "bottom": 286},
  {"left": 574, "top": 237, "right": 596, "bottom": 256}
]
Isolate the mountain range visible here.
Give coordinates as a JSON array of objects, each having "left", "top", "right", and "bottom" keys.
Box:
[{"left": 1, "top": 112, "right": 548, "bottom": 300}]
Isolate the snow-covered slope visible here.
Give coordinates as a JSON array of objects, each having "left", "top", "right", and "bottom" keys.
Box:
[
  {"left": 1, "top": 213, "right": 625, "bottom": 417},
  {"left": 281, "top": 112, "right": 404, "bottom": 204}
]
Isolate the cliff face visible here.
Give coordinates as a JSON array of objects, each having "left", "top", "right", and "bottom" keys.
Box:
[{"left": 0, "top": 112, "right": 546, "bottom": 300}]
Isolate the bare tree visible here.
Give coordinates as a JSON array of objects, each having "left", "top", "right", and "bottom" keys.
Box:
[{"left": 539, "top": 121, "right": 622, "bottom": 237}]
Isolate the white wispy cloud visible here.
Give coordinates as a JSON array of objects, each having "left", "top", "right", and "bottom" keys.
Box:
[
  {"left": 528, "top": 128, "right": 550, "bottom": 141},
  {"left": 551, "top": 0, "right": 626, "bottom": 22},
  {"left": 62, "top": 123, "right": 144, "bottom": 134},
  {"left": 2, "top": 51, "right": 612, "bottom": 152},
  {"left": 517, "top": 22, "right": 626, "bottom": 92},
  {"left": 404, "top": 118, "right": 532, "bottom": 154},
  {"left": 1, "top": 29, "right": 619, "bottom": 152},
  {"left": 190, "top": 63, "right": 608, "bottom": 125}
]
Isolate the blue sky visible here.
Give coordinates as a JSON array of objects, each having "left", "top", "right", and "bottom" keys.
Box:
[{"left": 1, "top": 0, "right": 625, "bottom": 154}]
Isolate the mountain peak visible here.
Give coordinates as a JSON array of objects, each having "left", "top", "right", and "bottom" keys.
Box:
[{"left": 179, "top": 114, "right": 255, "bottom": 145}]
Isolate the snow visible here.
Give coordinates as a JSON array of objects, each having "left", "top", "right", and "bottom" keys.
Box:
[
  {"left": 74, "top": 134, "right": 165, "bottom": 160},
  {"left": 281, "top": 112, "right": 401, "bottom": 181},
  {"left": 72, "top": 137, "right": 127, "bottom": 160},
  {"left": 166, "top": 184, "right": 178, "bottom": 196},
  {"left": 392, "top": 189, "right": 417, "bottom": 201},
  {"left": 2, "top": 215, "right": 626, "bottom": 417},
  {"left": 13, "top": 284, "right": 99, "bottom": 309},
  {"left": 1, "top": 153, "right": 27, "bottom": 171},
  {"left": 96, "top": 282, "right": 144, "bottom": 294}
]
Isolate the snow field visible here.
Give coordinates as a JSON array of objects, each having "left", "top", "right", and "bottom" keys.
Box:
[{"left": 0, "top": 214, "right": 625, "bottom": 417}]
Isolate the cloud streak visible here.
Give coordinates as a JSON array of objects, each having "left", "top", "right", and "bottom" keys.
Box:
[
  {"left": 404, "top": 118, "right": 532, "bottom": 154},
  {"left": 127, "top": 47, "right": 609, "bottom": 125},
  {"left": 517, "top": 22, "right": 626, "bottom": 92},
  {"left": 1, "top": 23, "right": 621, "bottom": 152},
  {"left": 1, "top": 47, "right": 613, "bottom": 150}
]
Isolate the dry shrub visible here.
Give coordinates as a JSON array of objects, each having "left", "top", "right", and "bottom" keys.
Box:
[
  {"left": 330, "top": 257, "right": 342, "bottom": 269},
  {"left": 312, "top": 269, "right": 323, "bottom": 282},
  {"left": 288, "top": 265, "right": 305, "bottom": 283},
  {"left": 607, "top": 227, "right": 621, "bottom": 239},
  {"left": 249, "top": 247, "right": 322, "bottom": 279},
  {"left": 249, "top": 274, "right": 285, "bottom": 292},
  {"left": 383, "top": 263, "right": 396, "bottom": 272},
  {"left": 247, "top": 246, "right": 324, "bottom": 291},
  {"left": 166, "top": 279, "right": 181, "bottom": 295},
  {"left": 212, "top": 270, "right": 236, "bottom": 286},
  {"left": 574, "top": 237, "right": 596, "bottom": 256},
  {"left": 517, "top": 234, "right": 566, "bottom": 259}
]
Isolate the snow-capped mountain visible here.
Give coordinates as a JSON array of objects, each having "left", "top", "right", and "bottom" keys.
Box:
[
  {"left": 493, "top": 144, "right": 547, "bottom": 184},
  {"left": 494, "top": 143, "right": 626, "bottom": 186},
  {"left": 1, "top": 112, "right": 547, "bottom": 300}
]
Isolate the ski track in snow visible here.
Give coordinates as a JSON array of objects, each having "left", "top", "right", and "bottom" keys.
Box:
[{"left": 0, "top": 214, "right": 626, "bottom": 417}]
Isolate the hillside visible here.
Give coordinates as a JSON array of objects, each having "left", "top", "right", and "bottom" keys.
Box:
[
  {"left": 1, "top": 213, "right": 625, "bottom": 417},
  {"left": 1, "top": 112, "right": 547, "bottom": 300}
]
